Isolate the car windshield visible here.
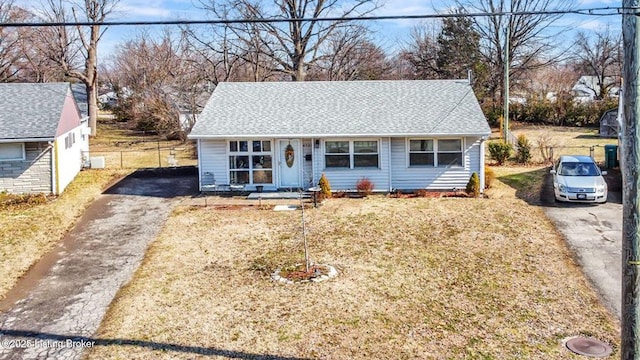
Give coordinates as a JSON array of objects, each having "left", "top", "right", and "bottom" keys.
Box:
[{"left": 559, "top": 162, "right": 600, "bottom": 176}]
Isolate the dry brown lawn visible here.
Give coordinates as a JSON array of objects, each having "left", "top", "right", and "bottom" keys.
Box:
[
  {"left": 492, "top": 124, "right": 618, "bottom": 164},
  {"left": 91, "top": 120, "right": 197, "bottom": 168},
  {"left": 0, "top": 169, "right": 129, "bottom": 301},
  {"left": 87, "top": 179, "right": 620, "bottom": 359}
]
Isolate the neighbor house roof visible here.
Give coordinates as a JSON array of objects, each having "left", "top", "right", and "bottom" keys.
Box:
[
  {"left": 71, "top": 83, "right": 89, "bottom": 119},
  {"left": 572, "top": 76, "right": 620, "bottom": 98},
  {"left": 0, "top": 82, "right": 73, "bottom": 141},
  {"left": 189, "top": 80, "right": 491, "bottom": 139}
]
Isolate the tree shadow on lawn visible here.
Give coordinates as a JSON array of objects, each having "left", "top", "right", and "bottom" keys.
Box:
[
  {"left": 0, "top": 329, "right": 312, "bottom": 360},
  {"left": 497, "top": 166, "right": 622, "bottom": 207}
]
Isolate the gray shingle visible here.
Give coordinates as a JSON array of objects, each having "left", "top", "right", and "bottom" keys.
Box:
[
  {"left": 0, "top": 83, "right": 72, "bottom": 140},
  {"left": 71, "top": 83, "right": 89, "bottom": 119},
  {"left": 189, "top": 80, "right": 491, "bottom": 139}
]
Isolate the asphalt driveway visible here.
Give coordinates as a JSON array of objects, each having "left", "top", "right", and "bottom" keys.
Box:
[
  {"left": 0, "top": 168, "right": 198, "bottom": 360},
  {"left": 542, "top": 169, "right": 622, "bottom": 318}
]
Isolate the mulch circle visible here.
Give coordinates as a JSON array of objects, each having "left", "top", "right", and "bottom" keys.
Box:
[{"left": 271, "top": 263, "right": 338, "bottom": 284}]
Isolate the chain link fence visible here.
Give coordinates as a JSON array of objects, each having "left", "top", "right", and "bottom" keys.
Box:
[
  {"left": 83, "top": 141, "right": 197, "bottom": 169},
  {"left": 515, "top": 144, "right": 617, "bottom": 166}
]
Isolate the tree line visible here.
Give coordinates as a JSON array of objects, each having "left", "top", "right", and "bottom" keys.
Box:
[{"left": 0, "top": 0, "right": 622, "bottom": 139}]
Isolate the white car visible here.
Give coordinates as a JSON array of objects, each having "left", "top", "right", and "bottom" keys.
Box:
[{"left": 550, "top": 155, "right": 608, "bottom": 203}]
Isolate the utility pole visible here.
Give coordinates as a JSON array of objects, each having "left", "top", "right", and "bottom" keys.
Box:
[
  {"left": 621, "top": 0, "right": 640, "bottom": 357},
  {"left": 502, "top": 12, "right": 511, "bottom": 142}
]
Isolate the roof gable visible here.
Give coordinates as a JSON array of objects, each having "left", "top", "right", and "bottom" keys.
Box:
[
  {"left": 0, "top": 83, "right": 74, "bottom": 140},
  {"left": 189, "top": 80, "right": 490, "bottom": 139}
]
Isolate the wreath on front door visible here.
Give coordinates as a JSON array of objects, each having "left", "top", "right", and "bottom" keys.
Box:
[{"left": 285, "top": 144, "right": 295, "bottom": 168}]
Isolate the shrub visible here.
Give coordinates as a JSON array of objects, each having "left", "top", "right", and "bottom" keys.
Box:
[
  {"left": 515, "top": 134, "right": 532, "bottom": 164},
  {"left": 488, "top": 142, "right": 512, "bottom": 165},
  {"left": 484, "top": 166, "right": 495, "bottom": 189},
  {"left": 536, "top": 133, "right": 557, "bottom": 165},
  {"left": 466, "top": 172, "right": 481, "bottom": 197},
  {"left": 318, "top": 173, "right": 331, "bottom": 200},
  {"left": 355, "top": 177, "right": 374, "bottom": 196}
]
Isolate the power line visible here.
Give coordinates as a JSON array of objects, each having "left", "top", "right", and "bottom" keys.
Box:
[{"left": 0, "top": 6, "right": 630, "bottom": 28}]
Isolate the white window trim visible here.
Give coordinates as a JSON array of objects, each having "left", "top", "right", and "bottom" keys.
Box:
[
  {"left": 407, "top": 138, "right": 465, "bottom": 168},
  {"left": 226, "top": 139, "right": 274, "bottom": 184},
  {"left": 0, "top": 143, "right": 26, "bottom": 161},
  {"left": 323, "top": 138, "right": 380, "bottom": 170}
]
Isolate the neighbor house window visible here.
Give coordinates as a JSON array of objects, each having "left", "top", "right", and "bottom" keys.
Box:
[
  {"left": 408, "top": 138, "right": 463, "bottom": 167},
  {"left": 64, "top": 132, "right": 76, "bottom": 149},
  {"left": 228, "top": 140, "right": 273, "bottom": 184},
  {"left": 0, "top": 143, "right": 25, "bottom": 161},
  {"left": 325, "top": 140, "right": 379, "bottom": 169}
]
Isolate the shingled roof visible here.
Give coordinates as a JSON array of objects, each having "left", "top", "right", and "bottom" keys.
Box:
[
  {"left": 189, "top": 80, "right": 490, "bottom": 139},
  {"left": 0, "top": 83, "right": 73, "bottom": 141}
]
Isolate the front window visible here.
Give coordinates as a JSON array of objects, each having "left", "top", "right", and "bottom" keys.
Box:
[
  {"left": 325, "top": 140, "right": 379, "bottom": 169},
  {"left": 325, "top": 141, "right": 350, "bottom": 168},
  {"left": 228, "top": 140, "right": 272, "bottom": 184},
  {"left": 409, "top": 139, "right": 434, "bottom": 166},
  {"left": 408, "top": 138, "right": 463, "bottom": 167},
  {"left": 437, "top": 139, "right": 463, "bottom": 166},
  {"left": 0, "top": 143, "right": 25, "bottom": 161}
]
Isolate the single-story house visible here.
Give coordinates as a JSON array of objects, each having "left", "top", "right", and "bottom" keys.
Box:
[
  {"left": 572, "top": 76, "right": 620, "bottom": 103},
  {"left": 0, "top": 83, "right": 90, "bottom": 195},
  {"left": 188, "top": 80, "right": 491, "bottom": 193}
]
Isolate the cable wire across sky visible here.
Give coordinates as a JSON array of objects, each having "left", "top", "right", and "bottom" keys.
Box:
[{"left": 0, "top": 6, "right": 633, "bottom": 28}]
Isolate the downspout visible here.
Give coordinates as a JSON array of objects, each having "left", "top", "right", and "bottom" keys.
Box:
[
  {"left": 311, "top": 138, "right": 317, "bottom": 186},
  {"left": 196, "top": 139, "right": 202, "bottom": 191},
  {"left": 479, "top": 137, "right": 486, "bottom": 193},
  {"left": 53, "top": 140, "right": 60, "bottom": 195},
  {"left": 387, "top": 137, "right": 393, "bottom": 192}
]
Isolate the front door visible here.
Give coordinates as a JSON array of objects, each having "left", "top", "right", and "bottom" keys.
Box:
[{"left": 279, "top": 139, "right": 301, "bottom": 188}]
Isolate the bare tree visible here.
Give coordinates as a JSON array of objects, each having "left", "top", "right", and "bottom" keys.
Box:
[
  {"left": 0, "top": 1, "right": 33, "bottom": 82},
  {"left": 105, "top": 30, "right": 205, "bottom": 140},
  {"left": 573, "top": 27, "right": 622, "bottom": 100},
  {"left": 198, "top": 0, "right": 379, "bottom": 81},
  {"left": 309, "top": 25, "right": 390, "bottom": 81},
  {"left": 455, "top": 0, "right": 574, "bottom": 103},
  {"left": 38, "top": 0, "right": 119, "bottom": 136},
  {"left": 400, "top": 22, "right": 441, "bottom": 80}
]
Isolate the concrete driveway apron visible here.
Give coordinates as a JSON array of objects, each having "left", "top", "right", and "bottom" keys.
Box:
[
  {"left": 542, "top": 171, "right": 622, "bottom": 319},
  {"left": 0, "top": 170, "right": 197, "bottom": 360}
]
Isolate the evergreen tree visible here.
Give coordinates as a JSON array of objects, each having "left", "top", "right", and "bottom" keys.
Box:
[{"left": 436, "top": 15, "right": 488, "bottom": 97}]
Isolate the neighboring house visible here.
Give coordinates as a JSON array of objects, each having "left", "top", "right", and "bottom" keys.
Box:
[
  {"left": 164, "top": 87, "right": 211, "bottom": 132},
  {"left": 572, "top": 76, "right": 620, "bottom": 103},
  {"left": 188, "top": 80, "right": 491, "bottom": 193},
  {"left": 0, "top": 83, "right": 90, "bottom": 195},
  {"left": 97, "top": 91, "right": 117, "bottom": 109}
]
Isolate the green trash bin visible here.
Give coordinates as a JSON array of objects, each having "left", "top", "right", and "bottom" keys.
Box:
[{"left": 604, "top": 144, "right": 618, "bottom": 168}]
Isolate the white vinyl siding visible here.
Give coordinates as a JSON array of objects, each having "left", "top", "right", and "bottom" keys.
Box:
[
  {"left": 55, "top": 127, "right": 84, "bottom": 194},
  {"left": 198, "top": 139, "right": 229, "bottom": 188},
  {"left": 392, "top": 136, "right": 483, "bottom": 190}
]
